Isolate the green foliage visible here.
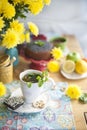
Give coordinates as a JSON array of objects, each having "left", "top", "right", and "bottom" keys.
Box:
[
  {"left": 27, "top": 70, "right": 48, "bottom": 88},
  {"left": 8, "top": 0, "right": 29, "bottom": 19},
  {"left": 27, "top": 82, "right": 32, "bottom": 88},
  {"left": 14, "top": 4, "right": 29, "bottom": 19},
  {"left": 34, "top": 40, "right": 46, "bottom": 46},
  {"left": 79, "top": 93, "right": 87, "bottom": 103},
  {"left": 36, "top": 70, "right": 48, "bottom": 87}
]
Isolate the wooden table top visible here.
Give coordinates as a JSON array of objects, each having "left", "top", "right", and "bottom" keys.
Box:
[{"left": 14, "top": 35, "right": 87, "bottom": 130}]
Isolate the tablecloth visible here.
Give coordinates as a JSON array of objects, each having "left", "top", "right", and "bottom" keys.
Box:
[{"left": 0, "top": 81, "right": 76, "bottom": 130}]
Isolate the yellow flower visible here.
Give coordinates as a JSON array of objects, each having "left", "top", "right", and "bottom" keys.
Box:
[
  {"left": 44, "top": 0, "right": 51, "bottom": 5},
  {"left": 19, "top": 33, "right": 25, "bottom": 44},
  {"left": 2, "top": 29, "right": 19, "bottom": 49},
  {"left": 65, "top": 84, "right": 82, "bottom": 99},
  {"left": 0, "top": 0, "right": 8, "bottom": 14},
  {"left": 28, "top": 22, "right": 39, "bottom": 36},
  {"left": 0, "top": 0, "right": 51, "bottom": 48},
  {"left": 47, "top": 60, "right": 60, "bottom": 73},
  {"left": 0, "top": 17, "right": 5, "bottom": 31},
  {"left": 25, "top": 32, "right": 30, "bottom": 43},
  {"left": 13, "top": 0, "right": 22, "bottom": 5},
  {"left": 22, "top": 0, "right": 30, "bottom": 5},
  {"left": 28, "top": 0, "right": 44, "bottom": 15},
  {"left": 3, "top": 3, "right": 15, "bottom": 19},
  {"left": 0, "top": 82, "right": 6, "bottom": 97},
  {"left": 51, "top": 47, "right": 63, "bottom": 60},
  {"left": 0, "top": 2, "right": 3, "bottom": 14},
  {"left": 10, "top": 20, "right": 25, "bottom": 34}
]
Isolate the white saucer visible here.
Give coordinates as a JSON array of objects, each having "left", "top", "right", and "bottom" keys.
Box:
[
  {"left": 7, "top": 88, "right": 49, "bottom": 113},
  {"left": 61, "top": 69, "right": 87, "bottom": 80}
]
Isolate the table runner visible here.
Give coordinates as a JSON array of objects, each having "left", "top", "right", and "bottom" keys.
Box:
[{"left": 0, "top": 81, "right": 76, "bottom": 130}]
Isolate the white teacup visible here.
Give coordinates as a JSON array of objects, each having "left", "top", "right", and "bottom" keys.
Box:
[{"left": 19, "top": 69, "right": 55, "bottom": 104}]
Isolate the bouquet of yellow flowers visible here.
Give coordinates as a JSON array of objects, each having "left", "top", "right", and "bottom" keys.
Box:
[{"left": 0, "top": 0, "right": 51, "bottom": 49}]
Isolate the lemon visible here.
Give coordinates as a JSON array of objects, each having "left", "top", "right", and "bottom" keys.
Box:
[
  {"left": 75, "top": 60, "right": 87, "bottom": 74},
  {"left": 62, "top": 60, "right": 75, "bottom": 73},
  {"left": 47, "top": 60, "right": 60, "bottom": 73}
]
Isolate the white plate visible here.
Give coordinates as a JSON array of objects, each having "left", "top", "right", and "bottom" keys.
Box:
[
  {"left": 7, "top": 88, "right": 49, "bottom": 113},
  {"left": 61, "top": 69, "right": 87, "bottom": 80}
]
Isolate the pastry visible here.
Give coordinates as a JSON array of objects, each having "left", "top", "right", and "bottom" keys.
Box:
[{"left": 4, "top": 97, "right": 24, "bottom": 110}]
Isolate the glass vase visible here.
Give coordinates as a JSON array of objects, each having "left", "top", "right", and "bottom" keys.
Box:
[{"left": 5, "top": 47, "right": 19, "bottom": 66}]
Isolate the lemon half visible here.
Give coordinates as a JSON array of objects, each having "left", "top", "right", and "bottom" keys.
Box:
[
  {"left": 75, "top": 60, "right": 87, "bottom": 74},
  {"left": 62, "top": 60, "right": 75, "bottom": 73}
]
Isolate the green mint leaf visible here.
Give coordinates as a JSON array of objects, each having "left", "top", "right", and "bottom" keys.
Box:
[
  {"left": 34, "top": 40, "right": 45, "bottom": 46},
  {"left": 38, "top": 79, "right": 43, "bottom": 87},
  {"left": 27, "top": 82, "right": 32, "bottom": 88}
]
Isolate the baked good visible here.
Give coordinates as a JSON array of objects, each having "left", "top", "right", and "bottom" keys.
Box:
[
  {"left": 4, "top": 97, "right": 24, "bottom": 110},
  {"left": 25, "top": 40, "right": 53, "bottom": 60},
  {"left": 32, "top": 100, "right": 45, "bottom": 109}
]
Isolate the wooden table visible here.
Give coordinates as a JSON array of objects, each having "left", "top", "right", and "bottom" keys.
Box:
[{"left": 14, "top": 35, "right": 87, "bottom": 130}]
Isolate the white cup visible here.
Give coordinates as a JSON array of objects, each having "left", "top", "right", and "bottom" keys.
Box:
[{"left": 19, "top": 69, "right": 55, "bottom": 104}]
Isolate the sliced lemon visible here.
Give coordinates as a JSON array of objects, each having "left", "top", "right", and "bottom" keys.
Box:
[{"left": 62, "top": 60, "right": 75, "bottom": 73}]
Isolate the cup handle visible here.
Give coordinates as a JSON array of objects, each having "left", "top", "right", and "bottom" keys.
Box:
[
  {"left": 41, "top": 77, "right": 56, "bottom": 95},
  {"left": 48, "top": 77, "right": 56, "bottom": 90}
]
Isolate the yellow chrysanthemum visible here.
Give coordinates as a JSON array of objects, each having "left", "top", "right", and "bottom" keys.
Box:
[
  {"left": 51, "top": 47, "right": 63, "bottom": 60},
  {"left": 13, "top": 0, "right": 22, "bottom": 5},
  {"left": 0, "top": 2, "right": 3, "bottom": 14},
  {"left": 65, "top": 84, "right": 82, "bottom": 99},
  {"left": 0, "top": 17, "right": 5, "bottom": 31},
  {"left": 25, "top": 32, "right": 30, "bottom": 43},
  {"left": 2, "top": 29, "right": 19, "bottom": 49},
  {"left": 0, "top": 82, "right": 6, "bottom": 97},
  {"left": 28, "top": 22, "right": 39, "bottom": 36},
  {"left": 3, "top": 3, "right": 15, "bottom": 19},
  {"left": 19, "top": 33, "right": 25, "bottom": 44},
  {"left": 10, "top": 20, "right": 25, "bottom": 34},
  {"left": 22, "top": 0, "right": 30, "bottom": 5},
  {"left": 0, "top": 0, "right": 8, "bottom": 14},
  {"left": 44, "top": 0, "right": 51, "bottom": 5},
  {"left": 47, "top": 60, "right": 60, "bottom": 73},
  {"left": 1, "top": 0, "right": 8, "bottom": 3},
  {"left": 28, "top": 0, "right": 44, "bottom": 15}
]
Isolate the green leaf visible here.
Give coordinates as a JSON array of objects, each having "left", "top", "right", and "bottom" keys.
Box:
[
  {"left": 34, "top": 40, "right": 45, "bottom": 46},
  {"left": 79, "top": 93, "right": 87, "bottom": 103},
  {"left": 25, "top": 70, "right": 48, "bottom": 88},
  {"left": 27, "top": 82, "right": 32, "bottom": 88},
  {"left": 38, "top": 79, "right": 43, "bottom": 87}
]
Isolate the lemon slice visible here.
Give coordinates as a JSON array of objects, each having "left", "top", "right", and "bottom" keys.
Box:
[{"left": 62, "top": 60, "right": 75, "bottom": 73}]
